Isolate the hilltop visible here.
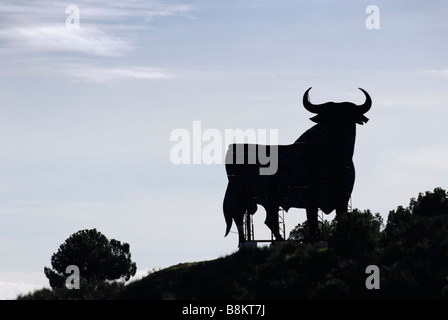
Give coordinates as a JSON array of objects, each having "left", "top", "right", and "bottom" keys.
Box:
[
  {"left": 19, "top": 188, "right": 448, "bottom": 300},
  {"left": 119, "top": 207, "right": 448, "bottom": 300}
]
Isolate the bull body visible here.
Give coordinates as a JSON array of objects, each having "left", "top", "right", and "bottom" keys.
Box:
[{"left": 223, "top": 87, "right": 371, "bottom": 245}]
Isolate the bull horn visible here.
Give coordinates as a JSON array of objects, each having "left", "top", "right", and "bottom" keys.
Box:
[
  {"left": 303, "top": 87, "right": 327, "bottom": 114},
  {"left": 357, "top": 88, "right": 372, "bottom": 114}
]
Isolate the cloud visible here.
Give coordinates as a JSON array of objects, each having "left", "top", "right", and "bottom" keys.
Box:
[
  {"left": 0, "top": 1, "right": 196, "bottom": 23},
  {"left": 18, "top": 54, "right": 177, "bottom": 83},
  {"left": 59, "top": 65, "right": 173, "bottom": 84},
  {"left": 0, "top": 1, "right": 194, "bottom": 83},
  {"left": 0, "top": 1, "right": 196, "bottom": 57},
  {"left": 425, "top": 69, "right": 448, "bottom": 79},
  {"left": 365, "top": 144, "right": 448, "bottom": 212},
  {"left": 0, "top": 24, "right": 133, "bottom": 57},
  {"left": 0, "top": 272, "right": 48, "bottom": 300},
  {"left": 142, "top": 4, "right": 196, "bottom": 21},
  {"left": 378, "top": 98, "right": 427, "bottom": 107},
  {"left": 397, "top": 144, "right": 448, "bottom": 171},
  {"left": 0, "top": 281, "right": 46, "bottom": 300}
]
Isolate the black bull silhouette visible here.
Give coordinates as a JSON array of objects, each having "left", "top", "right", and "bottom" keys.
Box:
[{"left": 223, "top": 87, "right": 371, "bottom": 245}]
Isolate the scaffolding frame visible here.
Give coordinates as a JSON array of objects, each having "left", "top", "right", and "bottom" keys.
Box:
[
  {"left": 242, "top": 208, "right": 286, "bottom": 244},
  {"left": 243, "top": 212, "right": 254, "bottom": 242},
  {"left": 241, "top": 197, "right": 352, "bottom": 244}
]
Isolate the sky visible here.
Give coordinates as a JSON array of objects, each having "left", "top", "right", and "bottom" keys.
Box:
[{"left": 0, "top": 0, "right": 447, "bottom": 299}]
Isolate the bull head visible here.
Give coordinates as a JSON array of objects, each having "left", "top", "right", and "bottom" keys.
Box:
[{"left": 303, "top": 87, "right": 371, "bottom": 124}]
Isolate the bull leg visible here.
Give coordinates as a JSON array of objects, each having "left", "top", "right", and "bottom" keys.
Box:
[
  {"left": 306, "top": 207, "right": 319, "bottom": 242},
  {"left": 265, "top": 207, "right": 284, "bottom": 241},
  {"left": 234, "top": 212, "right": 245, "bottom": 245},
  {"left": 335, "top": 201, "right": 349, "bottom": 221},
  {"left": 236, "top": 225, "right": 245, "bottom": 245}
]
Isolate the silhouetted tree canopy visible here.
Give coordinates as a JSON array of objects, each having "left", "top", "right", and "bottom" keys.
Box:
[
  {"left": 384, "top": 205, "right": 412, "bottom": 238},
  {"left": 329, "top": 209, "right": 383, "bottom": 258},
  {"left": 410, "top": 187, "right": 448, "bottom": 217},
  {"left": 385, "top": 187, "right": 448, "bottom": 239},
  {"left": 289, "top": 220, "right": 332, "bottom": 242},
  {"left": 44, "top": 229, "right": 137, "bottom": 290},
  {"left": 289, "top": 209, "right": 383, "bottom": 259}
]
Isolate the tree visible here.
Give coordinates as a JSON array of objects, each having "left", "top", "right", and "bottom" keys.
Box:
[
  {"left": 44, "top": 229, "right": 137, "bottom": 289},
  {"left": 379, "top": 191, "right": 448, "bottom": 298},
  {"left": 289, "top": 220, "right": 332, "bottom": 242},
  {"left": 288, "top": 220, "right": 312, "bottom": 242},
  {"left": 409, "top": 187, "right": 448, "bottom": 217},
  {"left": 384, "top": 188, "right": 448, "bottom": 240},
  {"left": 383, "top": 205, "right": 411, "bottom": 238},
  {"left": 329, "top": 209, "right": 383, "bottom": 259}
]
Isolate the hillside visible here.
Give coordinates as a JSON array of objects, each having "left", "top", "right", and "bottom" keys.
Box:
[
  {"left": 120, "top": 242, "right": 335, "bottom": 300},
  {"left": 119, "top": 210, "right": 448, "bottom": 300},
  {"left": 19, "top": 188, "right": 448, "bottom": 300}
]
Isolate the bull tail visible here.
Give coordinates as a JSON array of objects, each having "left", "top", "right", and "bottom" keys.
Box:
[
  {"left": 224, "top": 216, "right": 233, "bottom": 237},
  {"left": 223, "top": 182, "right": 235, "bottom": 237},
  {"left": 224, "top": 201, "right": 233, "bottom": 237}
]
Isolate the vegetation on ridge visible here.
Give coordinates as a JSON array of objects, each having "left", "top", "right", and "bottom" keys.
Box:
[{"left": 18, "top": 187, "right": 448, "bottom": 300}]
